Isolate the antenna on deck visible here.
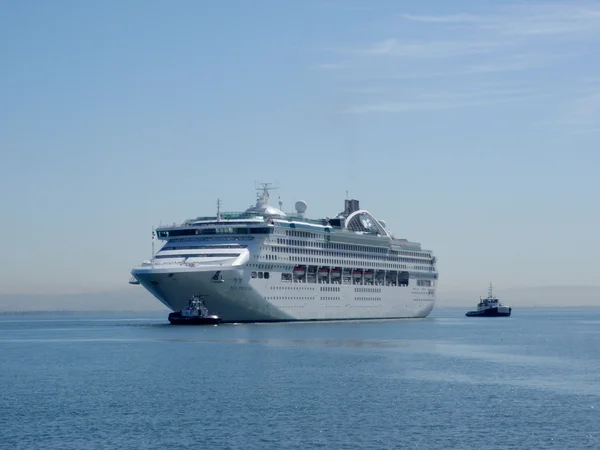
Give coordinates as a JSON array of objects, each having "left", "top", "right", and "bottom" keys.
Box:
[
  {"left": 216, "top": 198, "right": 222, "bottom": 222},
  {"left": 151, "top": 225, "right": 156, "bottom": 267},
  {"left": 254, "top": 181, "right": 279, "bottom": 204}
]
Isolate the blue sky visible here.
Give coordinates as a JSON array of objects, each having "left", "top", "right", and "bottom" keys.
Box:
[{"left": 1, "top": 0, "right": 599, "bottom": 299}]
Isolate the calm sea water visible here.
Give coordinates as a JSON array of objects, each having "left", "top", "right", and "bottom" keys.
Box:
[{"left": 1, "top": 307, "right": 600, "bottom": 449}]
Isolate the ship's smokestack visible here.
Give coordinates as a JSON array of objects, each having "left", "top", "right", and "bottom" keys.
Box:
[{"left": 344, "top": 199, "right": 360, "bottom": 215}]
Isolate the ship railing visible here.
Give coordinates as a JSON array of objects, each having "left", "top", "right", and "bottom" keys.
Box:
[
  {"left": 159, "top": 212, "right": 267, "bottom": 228},
  {"left": 141, "top": 260, "right": 229, "bottom": 268}
]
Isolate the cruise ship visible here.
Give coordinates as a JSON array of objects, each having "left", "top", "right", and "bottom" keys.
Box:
[{"left": 130, "top": 184, "right": 438, "bottom": 322}]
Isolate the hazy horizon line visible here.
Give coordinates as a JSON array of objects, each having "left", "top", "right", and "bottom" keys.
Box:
[
  {"left": 1, "top": 305, "right": 599, "bottom": 316},
  {"left": 2, "top": 283, "right": 600, "bottom": 297}
]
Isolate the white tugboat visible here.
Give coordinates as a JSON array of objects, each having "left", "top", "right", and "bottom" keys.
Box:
[
  {"left": 168, "top": 295, "right": 222, "bottom": 325},
  {"left": 466, "top": 283, "right": 512, "bottom": 317}
]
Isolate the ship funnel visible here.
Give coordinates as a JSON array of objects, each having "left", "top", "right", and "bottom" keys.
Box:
[{"left": 344, "top": 199, "right": 360, "bottom": 215}]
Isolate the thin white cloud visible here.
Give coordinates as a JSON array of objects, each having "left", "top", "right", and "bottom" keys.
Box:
[
  {"left": 582, "top": 76, "right": 600, "bottom": 84},
  {"left": 322, "top": 4, "right": 600, "bottom": 67},
  {"left": 401, "top": 3, "right": 600, "bottom": 38},
  {"left": 343, "top": 98, "right": 508, "bottom": 114},
  {"left": 346, "top": 87, "right": 387, "bottom": 94},
  {"left": 362, "top": 38, "right": 503, "bottom": 58},
  {"left": 496, "top": 4, "right": 600, "bottom": 36},
  {"left": 343, "top": 86, "right": 542, "bottom": 114},
  {"left": 400, "top": 13, "right": 482, "bottom": 24},
  {"left": 562, "top": 90, "right": 600, "bottom": 125},
  {"left": 532, "top": 85, "right": 600, "bottom": 133},
  {"left": 354, "top": 4, "right": 600, "bottom": 63},
  {"left": 310, "top": 63, "right": 348, "bottom": 70},
  {"left": 318, "top": 2, "right": 600, "bottom": 126},
  {"left": 344, "top": 101, "right": 453, "bottom": 114},
  {"left": 466, "top": 52, "right": 577, "bottom": 74}
]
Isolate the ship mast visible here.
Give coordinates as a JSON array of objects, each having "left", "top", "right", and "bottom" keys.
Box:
[
  {"left": 488, "top": 282, "right": 493, "bottom": 298},
  {"left": 254, "top": 181, "right": 279, "bottom": 206},
  {"left": 216, "top": 198, "right": 222, "bottom": 222},
  {"left": 151, "top": 225, "right": 155, "bottom": 268}
]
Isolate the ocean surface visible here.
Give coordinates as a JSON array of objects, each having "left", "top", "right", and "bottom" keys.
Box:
[{"left": 1, "top": 307, "right": 600, "bottom": 449}]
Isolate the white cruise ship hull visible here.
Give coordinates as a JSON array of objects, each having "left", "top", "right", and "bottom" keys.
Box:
[
  {"left": 131, "top": 185, "right": 438, "bottom": 322},
  {"left": 132, "top": 265, "right": 435, "bottom": 322}
]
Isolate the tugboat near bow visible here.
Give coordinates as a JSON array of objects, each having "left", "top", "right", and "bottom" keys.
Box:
[
  {"left": 168, "top": 294, "right": 222, "bottom": 325},
  {"left": 466, "top": 283, "right": 512, "bottom": 317}
]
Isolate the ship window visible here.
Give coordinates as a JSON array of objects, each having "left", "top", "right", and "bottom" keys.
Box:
[
  {"left": 250, "top": 227, "right": 272, "bottom": 234},
  {"left": 251, "top": 272, "right": 257, "bottom": 278},
  {"left": 164, "top": 229, "right": 198, "bottom": 237},
  {"left": 155, "top": 253, "right": 240, "bottom": 258},
  {"left": 160, "top": 244, "right": 245, "bottom": 251},
  {"left": 264, "top": 272, "right": 270, "bottom": 279},
  {"left": 258, "top": 272, "right": 264, "bottom": 279}
]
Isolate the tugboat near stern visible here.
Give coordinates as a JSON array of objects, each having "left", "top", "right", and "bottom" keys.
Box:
[{"left": 466, "top": 283, "right": 512, "bottom": 317}]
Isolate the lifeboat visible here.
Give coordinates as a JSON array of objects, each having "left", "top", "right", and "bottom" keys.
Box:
[
  {"left": 352, "top": 269, "right": 363, "bottom": 279},
  {"left": 293, "top": 266, "right": 306, "bottom": 276},
  {"left": 330, "top": 268, "right": 341, "bottom": 278},
  {"left": 318, "top": 268, "right": 329, "bottom": 277}
]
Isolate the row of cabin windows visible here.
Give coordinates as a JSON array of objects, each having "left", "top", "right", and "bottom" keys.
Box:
[
  {"left": 158, "top": 227, "right": 272, "bottom": 238},
  {"left": 158, "top": 227, "right": 428, "bottom": 258},
  {"left": 155, "top": 253, "right": 240, "bottom": 259},
  {"left": 251, "top": 264, "right": 436, "bottom": 281},
  {"left": 281, "top": 268, "right": 414, "bottom": 286},
  {"left": 271, "top": 246, "right": 433, "bottom": 265},
  {"left": 265, "top": 254, "right": 403, "bottom": 270},
  {"left": 275, "top": 238, "right": 431, "bottom": 259},
  {"left": 158, "top": 228, "right": 429, "bottom": 258},
  {"left": 285, "top": 230, "right": 319, "bottom": 238},
  {"left": 286, "top": 255, "right": 434, "bottom": 272},
  {"left": 321, "top": 286, "right": 341, "bottom": 292},
  {"left": 258, "top": 250, "right": 432, "bottom": 272},
  {"left": 283, "top": 275, "right": 408, "bottom": 287},
  {"left": 167, "top": 237, "right": 256, "bottom": 243},
  {"left": 355, "top": 287, "right": 382, "bottom": 293},
  {"left": 252, "top": 271, "right": 270, "bottom": 279},
  {"left": 160, "top": 245, "right": 246, "bottom": 251}
]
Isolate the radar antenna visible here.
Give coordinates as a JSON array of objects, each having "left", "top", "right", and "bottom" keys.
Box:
[{"left": 254, "top": 181, "right": 279, "bottom": 205}]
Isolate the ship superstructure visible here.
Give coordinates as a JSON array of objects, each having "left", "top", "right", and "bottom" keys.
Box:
[{"left": 130, "top": 184, "right": 438, "bottom": 322}]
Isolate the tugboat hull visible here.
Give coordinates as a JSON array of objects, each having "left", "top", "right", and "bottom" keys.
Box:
[
  {"left": 465, "top": 307, "right": 511, "bottom": 317},
  {"left": 168, "top": 312, "right": 222, "bottom": 325}
]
